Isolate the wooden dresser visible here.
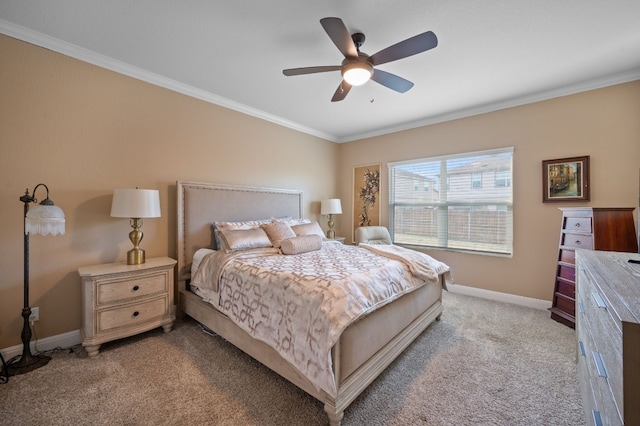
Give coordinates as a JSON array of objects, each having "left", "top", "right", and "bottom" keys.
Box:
[
  {"left": 550, "top": 208, "right": 638, "bottom": 328},
  {"left": 575, "top": 250, "right": 640, "bottom": 425}
]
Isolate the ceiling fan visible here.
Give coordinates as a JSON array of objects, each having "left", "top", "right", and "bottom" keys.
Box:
[{"left": 283, "top": 17, "right": 438, "bottom": 102}]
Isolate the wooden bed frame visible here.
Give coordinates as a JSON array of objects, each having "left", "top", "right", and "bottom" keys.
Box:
[{"left": 176, "top": 181, "right": 445, "bottom": 425}]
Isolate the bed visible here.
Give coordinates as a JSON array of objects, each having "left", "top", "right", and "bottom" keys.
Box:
[{"left": 176, "top": 181, "right": 451, "bottom": 425}]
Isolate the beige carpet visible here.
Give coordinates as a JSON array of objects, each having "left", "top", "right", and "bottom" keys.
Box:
[{"left": 0, "top": 292, "right": 584, "bottom": 425}]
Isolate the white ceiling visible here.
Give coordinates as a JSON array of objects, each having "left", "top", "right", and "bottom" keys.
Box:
[{"left": 2, "top": 1, "right": 640, "bottom": 143}]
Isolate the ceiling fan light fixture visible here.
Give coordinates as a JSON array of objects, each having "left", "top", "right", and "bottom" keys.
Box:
[{"left": 342, "top": 62, "right": 373, "bottom": 86}]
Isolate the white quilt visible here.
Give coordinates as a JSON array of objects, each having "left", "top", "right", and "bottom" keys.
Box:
[{"left": 190, "top": 241, "right": 449, "bottom": 397}]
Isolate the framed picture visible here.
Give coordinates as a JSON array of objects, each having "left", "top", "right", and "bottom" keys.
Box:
[
  {"left": 542, "top": 156, "right": 590, "bottom": 202},
  {"left": 353, "top": 164, "right": 380, "bottom": 241}
]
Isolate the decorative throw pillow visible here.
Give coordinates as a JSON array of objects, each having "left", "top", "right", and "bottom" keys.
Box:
[
  {"left": 218, "top": 227, "right": 272, "bottom": 252},
  {"left": 273, "top": 217, "right": 311, "bottom": 227},
  {"left": 213, "top": 218, "right": 274, "bottom": 250},
  {"left": 261, "top": 221, "right": 296, "bottom": 248},
  {"left": 291, "top": 221, "right": 325, "bottom": 239},
  {"left": 280, "top": 234, "right": 323, "bottom": 255}
]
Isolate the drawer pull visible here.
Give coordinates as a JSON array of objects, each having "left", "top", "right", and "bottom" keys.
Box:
[
  {"left": 592, "top": 351, "right": 607, "bottom": 378},
  {"left": 592, "top": 410, "right": 603, "bottom": 426},
  {"left": 592, "top": 292, "right": 607, "bottom": 309},
  {"left": 574, "top": 240, "right": 581, "bottom": 245},
  {"left": 574, "top": 223, "right": 581, "bottom": 228},
  {"left": 133, "top": 311, "right": 140, "bottom": 317},
  {"left": 578, "top": 341, "right": 586, "bottom": 357},
  {"left": 133, "top": 285, "right": 140, "bottom": 291},
  {"left": 578, "top": 302, "right": 585, "bottom": 314}
]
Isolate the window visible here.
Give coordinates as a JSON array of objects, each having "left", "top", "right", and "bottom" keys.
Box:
[
  {"left": 471, "top": 172, "right": 482, "bottom": 189},
  {"left": 495, "top": 170, "right": 511, "bottom": 188},
  {"left": 389, "top": 147, "right": 513, "bottom": 255}
]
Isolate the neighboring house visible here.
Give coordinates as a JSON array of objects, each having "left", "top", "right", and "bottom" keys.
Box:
[
  {"left": 393, "top": 154, "right": 512, "bottom": 251},
  {"left": 445, "top": 155, "right": 512, "bottom": 203},
  {"left": 392, "top": 169, "right": 439, "bottom": 204}
]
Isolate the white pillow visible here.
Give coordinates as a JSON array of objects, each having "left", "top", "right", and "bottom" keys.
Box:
[
  {"left": 213, "top": 218, "right": 276, "bottom": 250},
  {"left": 261, "top": 221, "right": 296, "bottom": 248},
  {"left": 280, "top": 234, "right": 323, "bottom": 255},
  {"left": 273, "top": 217, "right": 311, "bottom": 227},
  {"left": 291, "top": 221, "right": 325, "bottom": 239},
  {"left": 218, "top": 227, "right": 272, "bottom": 252},
  {"left": 191, "top": 248, "right": 216, "bottom": 277}
]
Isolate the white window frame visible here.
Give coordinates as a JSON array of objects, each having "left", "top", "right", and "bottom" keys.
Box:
[{"left": 389, "top": 147, "right": 513, "bottom": 256}]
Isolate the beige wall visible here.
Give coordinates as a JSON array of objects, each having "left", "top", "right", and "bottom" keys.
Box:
[
  {"left": 338, "top": 82, "right": 640, "bottom": 300},
  {"left": 0, "top": 35, "right": 339, "bottom": 348},
  {"left": 2, "top": 33, "right": 639, "bottom": 349}
]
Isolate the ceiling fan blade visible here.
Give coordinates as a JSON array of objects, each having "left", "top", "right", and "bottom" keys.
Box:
[
  {"left": 283, "top": 66, "right": 342, "bottom": 76},
  {"left": 370, "top": 31, "right": 438, "bottom": 66},
  {"left": 331, "top": 81, "right": 352, "bottom": 102},
  {"left": 371, "top": 69, "right": 414, "bottom": 93},
  {"left": 320, "top": 17, "right": 358, "bottom": 59}
]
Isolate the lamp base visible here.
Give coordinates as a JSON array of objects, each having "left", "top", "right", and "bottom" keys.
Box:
[
  {"left": 127, "top": 248, "right": 145, "bottom": 265},
  {"left": 8, "top": 353, "right": 51, "bottom": 376}
]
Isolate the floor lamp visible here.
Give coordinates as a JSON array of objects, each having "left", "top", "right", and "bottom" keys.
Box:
[{"left": 9, "top": 184, "right": 65, "bottom": 376}]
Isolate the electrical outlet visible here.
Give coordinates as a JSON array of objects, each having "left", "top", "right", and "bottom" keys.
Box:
[{"left": 29, "top": 307, "right": 39, "bottom": 322}]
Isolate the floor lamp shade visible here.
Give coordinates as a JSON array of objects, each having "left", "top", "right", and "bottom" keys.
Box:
[
  {"left": 110, "top": 188, "right": 161, "bottom": 265},
  {"left": 25, "top": 204, "right": 65, "bottom": 236}
]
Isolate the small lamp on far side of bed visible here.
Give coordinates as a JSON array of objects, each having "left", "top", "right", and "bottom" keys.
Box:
[
  {"left": 321, "top": 198, "right": 342, "bottom": 239},
  {"left": 110, "top": 188, "right": 161, "bottom": 265}
]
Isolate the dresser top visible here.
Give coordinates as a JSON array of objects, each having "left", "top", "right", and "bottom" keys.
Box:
[
  {"left": 559, "top": 207, "right": 636, "bottom": 211},
  {"left": 577, "top": 250, "right": 640, "bottom": 324}
]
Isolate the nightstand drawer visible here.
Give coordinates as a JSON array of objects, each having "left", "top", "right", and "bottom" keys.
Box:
[
  {"left": 97, "top": 296, "right": 168, "bottom": 332},
  {"left": 97, "top": 272, "right": 168, "bottom": 306}
]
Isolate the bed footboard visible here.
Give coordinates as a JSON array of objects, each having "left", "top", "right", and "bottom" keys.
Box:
[
  {"left": 326, "top": 281, "right": 443, "bottom": 425},
  {"left": 178, "top": 277, "right": 443, "bottom": 426}
]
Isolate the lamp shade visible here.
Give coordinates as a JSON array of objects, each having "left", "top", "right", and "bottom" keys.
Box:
[
  {"left": 110, "top": 188, "right": 161, "bottom": 218},
  {"left": 321, "top": 199, "right": 342, "bottom": 215},
  {"left": 25, "top": 204, "right": 65, "bottom": 236}
]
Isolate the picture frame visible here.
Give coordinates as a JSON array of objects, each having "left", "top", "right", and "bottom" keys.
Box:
[
  {"left": 542, "top": 155, "right": 590, "bottom": 202},
  {"left": 353, "top": 164, "right": 381, "bottom": 242}
]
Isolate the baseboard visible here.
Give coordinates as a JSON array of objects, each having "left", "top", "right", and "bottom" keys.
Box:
[
  {"left": 1, "top": 329, "right": 81, "bottom": 361},
  {"left": 447, "top": 283, "right": 552, "bottom": 311},
  {"left": 0, "top": 286, "right": 549, "bottom": 358}
]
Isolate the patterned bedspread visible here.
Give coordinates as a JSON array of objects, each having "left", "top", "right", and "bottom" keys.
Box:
[{"left": 190, "top": 241, "right": 449, "bottom": 397}]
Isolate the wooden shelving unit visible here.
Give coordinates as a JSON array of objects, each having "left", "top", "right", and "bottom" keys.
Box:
[{"left": 549, "top": 207, "right": 637, "bottom": 328}]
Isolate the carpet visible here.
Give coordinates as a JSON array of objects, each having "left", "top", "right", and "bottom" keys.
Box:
[{"left": 0, "top": 291, "right": 584, "bottom": 425}]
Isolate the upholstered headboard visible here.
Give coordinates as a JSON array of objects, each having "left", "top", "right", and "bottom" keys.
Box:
[{"left": 176, "top": 181, "right": 303, "bottom": 281}]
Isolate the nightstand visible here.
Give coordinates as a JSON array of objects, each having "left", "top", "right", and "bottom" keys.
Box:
[
  {"left": 330, "top": 237, "right": 346, "bottom": 244},
  {"left": 78, "top": 257, "right": 177, "bottom": 357}
]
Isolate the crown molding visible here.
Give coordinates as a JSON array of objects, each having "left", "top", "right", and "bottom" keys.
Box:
[
  {"left": 338, "top": 69, "right": 640, "bottom": 142},
  {"left": 3, "top": 19, "right": 638, "bottom": 145},
  {"left": 0, "top": 19, "right": 338, "bottom": 143}
]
